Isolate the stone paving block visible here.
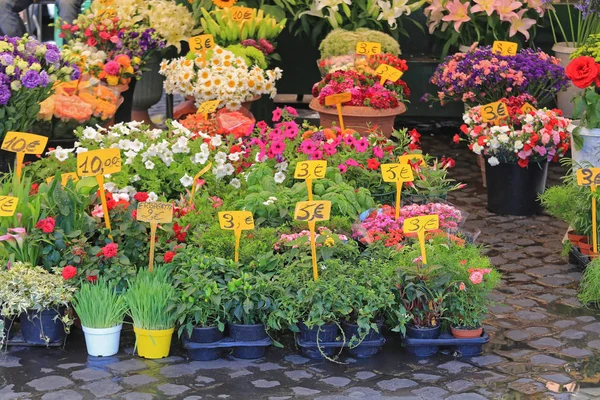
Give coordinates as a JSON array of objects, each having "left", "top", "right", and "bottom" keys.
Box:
[
  {"left": 157, "top": 383, "right": 190, "bottom": 395},
  {"left": 26, "top": 376, "right": 73, "bottom": 391},
  {"left": 251, "top": 380, "right": 280, "bottom": 388},
  {"left": 0, "top": 355, "right": 21, "bottom": 368},
  {"left": 160, "top": 363, "right": 199, "bottom": 378},
  {"left": 106, "top": 359, "right": 147, "bottom": 374},
  {"left": 411, "top": 386, "right": 448, "bottom": 398},
  {"left": 355, "top": 371, "right": 376, "bottom": 380},
  {"left": 504, "top": 330, "right": 530, "bottom": 341},
  {"left": 320, "top": 377, "right": 350, "bottom": 387},
  {"left": 577, "top": 316, "right": 596, "bottom": 323},
  {"left": 438, "top": 361, "right": 471, "bottom": 373},
  {"left": 376, "top": 378, "right": 418, "bottom": 391},
  {"left": 469, "top": 355, "right": 505, "bottom": 366},
  {"left": 583, "top": 322, "right": 600, "bottom": 332},
  {"left": 81, "top": 379, "right": 123, "bottom": 397},
  {"left": 284, "top": 355, "right": 310, "bottom": 365},
  {"left": 508, "top": 378, "right": 545, "bottom": 395},
  {"left": 122, "top": 393, "right": 153, "bottom": 400},
  {"left": 411, "top": 373, "right": 440, "bottom": 382},
  {"left": 284, "top": 370, "right": 312, "bottom": 381},
  {"left": 56, "top": 363, "right": 84, "bottom": 370},
  {"left": 0, "top": 384, "right": 30, "bottom": 400},
  {"left": 526, "top": 327, "right": 550, "bottom": 335},
  {"left": 292, "top": 387, "right": 320, "bottom": 396},
  {"left": 514, "top": 311, "right": 546, "bottom": 321},
  {"left": 446, "top": 393, "right": 487, "bottom": 400},
  {"left": 530, "top": 355, "right": 567, "bottom": 366},
  {"left": 541, "top": 374, "right": 573, "bottom": 384},
  {"left": 446, "top": 380, "right": 475, "bottom": 392},
  {"left": 70, "top": 368, "right": 111, "bottom": 382},
  {"left": 122, "top": 375, "right": 158, "bottom": 387},
  {"left": 588, "top": 340, "right": 600, "bottom": 350},
  {"left": 229, "top": 368, "right": 252, "bottom": 378},
  {"left": 560, "top": 347, "right": 594, "bottom": 358},
  {"left": 41, "top": 390, "right": 82, "bottom": 400},
  {"left": 528, "top": 337, "right": 564, "bottom": 349},
  {"left": 195, "top": 376, "right": 215, "bottom": 384},
  {"left": 559, "top": 329, "right": 587, "bottom": 340},
  {"left": 553, "top": 320, "right": 577, "bottom": 328}
]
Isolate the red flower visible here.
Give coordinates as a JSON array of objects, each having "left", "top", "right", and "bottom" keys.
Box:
[
  {"left": 164, "top": 251, "right": 176, "bottom": 263},
  {"left": 408, "top": 143, "right": 420, "bottom": 151},
  {"left": 61, "top": 265, "right": 77, "bottom": 280},
  {"left": 366, "top": 158, "right": 380, "bottom": 170},
  {"left": 459, "top": 282, "right": 466, "bottom": 291},
  {"left": 176, "top": 232, "right": 187, "bottom": 243},
  {"left": 87, "top": 275, "right": 98, "bottom": 283},
  {"left": 101, "top": 242, "right": 118, "bottom": 258},
  {"left": 36, "top": 217, "right": 56, "bottom": 233},
  {"left": 173, "top": 222, "right": 183, "bottom": 234},
  {"left": 441, "top": 157, "right": 456, "bottom": 169},
  {"left": 30, "top": 183, "right": 39, "bottom": 196},
  {"left": 131, "top": 210, "right": 137, "bottom": 219},
  {"left": 453, "top": 134, "right": 461, "bottom": 144},
  {"left": 460, "top": 124, "right": 469, "bottom": 134},
  {"left": 518, "top": 158, "right": 529, "bottom": 168},
  {"left": 134, "top": 192, "right": 149, "bottom": 202},
  {"left": 566, "top": 56, "right": 600, "bottom": 89}
]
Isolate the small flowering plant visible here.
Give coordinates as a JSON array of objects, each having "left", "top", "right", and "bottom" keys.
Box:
[
  {"left": 458, "top": 96, "right": 573, "bottom": 167},
  {"left": 566, "top": 55, "right": 600, "bottom": 134},
  {"left": 425, "top": 46, "right": 568, "bottom": 107}
]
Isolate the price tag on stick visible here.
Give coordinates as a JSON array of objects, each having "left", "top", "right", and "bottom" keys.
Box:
[
  {"left": 480, "top": 101, "right": 509, "bottom": 124},
  {"left": 188, "top": 34, "right": 215, "bottom": 55},
  {"left": 403, "top": 214, "right": 439, "bottom": 264},
  {"left": 0, "top": 196, "right": 18, "bottom": 217},
  {"left": 577, "top": 168, "right": 600, "bottom": 254},
  {"left": 521, "top": 102, "right": 536, "bottom": 114},
  {"left": 231, "top": 6, "right": 253, "bottom": 22},
  {"left": 325, "top": 93, "right": 351, "bottom": 132},
  {"left": 356, "top": 41, "right": 381, "bottom": 56},
  {"left": 189, "top": 162, "right": 212, "bottom": 204},
  {"left": 46, "top": 172, "right": 79, "bottom": 186},
  {"left": 197, "top": 100, "right": 220, "bottom": 119},
  {"left": 294, "top": 200, "right": 331, "bottom": 281},
  {"left": 492, "top": 41, "right": 518, "bottom": 56},
  {"left": 137, "top": 202, "right": 173, "bottom": 273},
  {"left": 294, "top": 160, "right": 327, "bottom": 201},
  {"left": 381, "top": 163, "right": 414, "bottom": 220},
  {"left": 77, "top": 148, "right": 122, "bottom": 235},
  {"left": 375, "top": 64, "right": 403, "bottom": 86},
  {"left": 218, "top": 211, "right": 255, "bottom": 262},
  {"left": 1, "top": 131, "right": 48, "bottom": 180}
]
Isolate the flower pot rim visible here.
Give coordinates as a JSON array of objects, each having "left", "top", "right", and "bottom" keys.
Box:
[
  {"left": 133, "top": 327, "right": 174, "bottom": 336},
  {"left": 229, "top": 322, "right": 265, "bottom": 328},
  {"left": 82, "top": 324, "right": 123, "bottom": 334},
  {"left": 309, "top": 98, "right": 406, "bottom": 117},
  {"left": 552, "top": 42, "right": 577, "bottom": 54},
  {"left": 407, "top": 323, "right": 440, "bottom": 330},
  {"left": 450, "top": 325, "right": 483, "bottom": 330},
  {"left": 192, "top": 324, "right": 222, "bottom": 330}
]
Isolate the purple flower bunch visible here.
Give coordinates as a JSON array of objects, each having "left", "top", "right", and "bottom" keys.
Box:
[
  {"left": 116, "top": 28, "right": 166, "bottom": 76},
  {"left": 425, "top": 46, "right": 569, "bottom": 107},
  {"left": 575, "top": 0, "right": 600, "bottom": 18}
]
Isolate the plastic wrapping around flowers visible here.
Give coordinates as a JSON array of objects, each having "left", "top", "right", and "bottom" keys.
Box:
[{"left": 215, "top": 108, "right": 256, "bottom": 139}]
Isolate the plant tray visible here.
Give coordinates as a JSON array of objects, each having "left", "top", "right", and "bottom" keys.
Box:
[
  {"left": 295, "top": 336, "right": 385, "bottom": 349},
  {"left": 295, "top": 336, "right": 386, "bottom": 359},
  {"left": 403, "top": 331, "right": 489, "bottom": 357},
  {"left": 2, "top": 332, "right": 62, "bottom": 347},
  {"left": 182, "top": 336, "right": 271, "bottom": 349},
  {"left": 570, "top": 247, "right": 590, "bottom": 269}
]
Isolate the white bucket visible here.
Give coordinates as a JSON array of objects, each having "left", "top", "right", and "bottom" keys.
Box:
[
  {"left": 82, "top": 324, "right": 122, "bottom": 357},
  {"left": 571, "top": 127, "right": 600, "bottom": 168},
  {"left": 553, "top": 42, "right": 583, "bottom": 118}
]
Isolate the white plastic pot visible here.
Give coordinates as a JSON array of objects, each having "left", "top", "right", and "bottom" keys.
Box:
[
  {"left": 82, "top": 324, "right": 122, "bottom": 357},
  {"left": 553, "top": 42, "right": 583, "bottom": 118},
  {"left": 571, "top": 127, "right": 600, "bottom": 167}
]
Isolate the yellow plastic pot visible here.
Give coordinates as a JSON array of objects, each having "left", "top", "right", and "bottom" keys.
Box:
[{"left": 133, "top": 327, "right": 174, "bottom": 359}]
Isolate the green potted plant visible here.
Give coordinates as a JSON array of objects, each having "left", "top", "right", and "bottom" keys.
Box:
[
  {"left": 0, "top": 262, "right": 75, "bottom": 345},
  {"left": 579, "top": 256, "right": 600, "bottom": 306},
  {"left": 125, "top": 267, "right": 176, "bottom": 359},
  {"left": 73, "top": 277, "right": 128, "bottom": 357}
]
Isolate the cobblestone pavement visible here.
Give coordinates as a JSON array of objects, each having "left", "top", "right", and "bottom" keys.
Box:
[{"left": 1, "top": 131, "right": 600, "bottom": 400}]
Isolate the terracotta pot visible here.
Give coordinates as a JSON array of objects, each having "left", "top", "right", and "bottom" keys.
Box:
[
  {"left": 242, "top": 95, "right": 261, "bottom": 111},
  {"left": 567, "top": 231, "right": 588, "bottom": 246},
  {"left": 579, "top": 239, "right": 593, "bottom": 255},
  {"left": 451, "top": 326, "right": 483, "bottom": 339},
  {"left": 309, "top": 98, "right": 406, "bottom": 138}
]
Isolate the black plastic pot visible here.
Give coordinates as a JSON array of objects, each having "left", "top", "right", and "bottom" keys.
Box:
[
  {"left": 114, "top": 79, "right": 137, "bottom": 124},
  {"left": 229, "top": 323, "right": 268, "bottom": 359},
  {"left": 485, "top": 160, "right": 548, "bottom": 216},
  {"left": 405, "top": 324, "right": 440, "bottom": 357},
  {"left": 185, "top": 326, "right": 224, "bottom": 361},
  {"left": 342, "top": 321, "right": 383, "bottom": 358},
  {"left": 20, "top": 308, "right": 67, "bottom": 345},
  {"left": 298, "top": 322, "right": 339, "bottom": 359}
]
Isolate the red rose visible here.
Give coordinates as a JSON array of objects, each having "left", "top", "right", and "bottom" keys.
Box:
[
  {"left": 566, "top": 56, "right": 600, "bottom": 89},
  {"left": 87, "top": 275, "right": 98, "bottom": 283},
  {"left": 164, "top": 251, "right": 175, "bottom": 263},
  {"left": 35, "top": 217, "right": 56, "bottom": 233},
  {"left": 101, "top": 242, "right": 118, "bottom": 258},
  {"left": 366, "top": 158, "right": 380, "bottom": 170},
  {"left": 134, "top": 192, "right": 149, "bottom": 202},
  {"left": 62, "top": 265, "right": 77, "bottom": 280}
]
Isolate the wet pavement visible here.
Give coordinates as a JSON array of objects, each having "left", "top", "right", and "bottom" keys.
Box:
[{"left": 1, "top": 131, "right": 600, "bottom": 400}]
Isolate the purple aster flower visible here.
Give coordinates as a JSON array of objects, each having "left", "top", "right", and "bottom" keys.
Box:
[
  {"left": 0, "top": 85, "right": 11, "bottom": 105},
  {"left": 21, "top": 69, "right": 41, "bottom": 89}
]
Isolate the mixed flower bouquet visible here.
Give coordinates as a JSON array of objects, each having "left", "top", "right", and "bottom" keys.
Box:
[
  {"left": 458, "top": 96, "right": 573, "bottom": 167},
  {"left": 0, "top": 35, "right": 79, "bottom": 141},
  {"left": 160, "top": 45, "right": 282, "bottom": 110},
  {"left": 425, "top": 46, "right": 568, "bottom": 107},
  {"left": 424, "top": 0, "right": 552, "bottom": 55}
]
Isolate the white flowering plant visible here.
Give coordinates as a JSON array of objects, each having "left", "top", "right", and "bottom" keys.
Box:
[{"left": 159, "top": 45, "right": 282, "bottom": 110}]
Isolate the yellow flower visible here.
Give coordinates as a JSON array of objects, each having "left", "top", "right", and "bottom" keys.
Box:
[
  {"left": 106, "top": 75, "right": 120, "bottom": 86},
  {"left": 324, "top": 237, "right": 335, "bottom": 247}
]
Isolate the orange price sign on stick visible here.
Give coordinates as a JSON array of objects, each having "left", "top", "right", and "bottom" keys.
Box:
[
  {"left": 197, "top": 100, "right": 220, "bottom": 120},
  {"left": 403, "top": 214, "right": 439, "bottom": 264},
  {"left": 577, "top": 168, "right": 600, "bottom": 254},
  {"left": 218, "top": 211, "right": 255, "bottom": 262},
  {"left": 231, "top": 6, "right": 253, "bottom": 21},
  {"left": 521, "top": 102, "right": 536, "bottom": 114},
  {"left": 492, "top": 41, "right": 518, "bottom": 56},
  {"left": 1, "top": 131, "right": 48, "bottom": 180},
  {"left": 46, "top": 172, "right": 79, "bottom": 186},
  {"left": 188, "top": 34, "right": 215, "bottom": 55},
  {"left": 294, "top": 160, "right": 327, "bottom": 201},
  {"left": 0, "top": 196, "right": 19, "bottom": 217},
  {"left": 325, "top": 92, "right": 351, "bottom": 131},
  {"left": 294, "top": 200, "right": 331, "bottom": 281},
  {"left": 480, "top": 101, "right": 509, "bottom": 124},
  {"left": 77, "top": 148, "right": 122, "bottom": 234},
  {"left": 189, "top": 162, "right": 212, "bottom": 204},
  {"left": 381, "top": 163, "right": 414, "bottom": 220},
  {"left": 356, "top": 41, "right": 381, "bottom": 56},
  {"left": 375, "top": 64, "right": 403, "bottom": 85},
  {"left": 137, "top": 202, "right": 173, "bottom": 273}
]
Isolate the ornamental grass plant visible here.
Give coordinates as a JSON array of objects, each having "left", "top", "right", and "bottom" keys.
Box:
[
  {"left": 73, "top": 277, "right": 127, "bottom": 329},
  {"left": 125, "top": 267, "right": 176, "bottom": 331}
]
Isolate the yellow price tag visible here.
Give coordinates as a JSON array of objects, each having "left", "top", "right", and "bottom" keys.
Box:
[
  {"left": 356, "top": 41, "right": 381, "bottom": 56},
  {"left": 77, "top": 148, "right": 121, "bottom": 177},
  {"left": 376, "top": 64, "right": 403, "bottom": 85},
  {"left": 218, "top": 211, "right": 255, "bottom": 231},
  {"left": 294, "top": 201, "right": 331, "bottom": 223},
  {"left": 46, "top": 172, "right": 79, "bottom": 186},
  {"left": 295, "top": 160, "right": 327, "bottom": 180},
  {"left": 2, "top": 131, "right": 48, "bottom": 180},
  {"left": 492, "top": 41, "right": 518, "bottom": 56},
  {"left": 189, "top": 34, "right": 215, "bottom": 54},
  {"left": 0, "top": 196, "right": 19, "bottom": 217},
  {"left": 197, "top": 100, "right": 220, "bottom": 117},
  {"left": 398, "top": 154, "right": 425, "bottom": 165},
  {"left": 521, "top": 102, "right": 536, "bottom": 114},
  {"left": 137, "top": 202, "right": 173, "bottom": 224},
  {"left": 189, "top": 162, "right": 212, "bottom": 203},
  {"left": 577, "top": 168, "right": 600, "bottom": 254},
  {"left": 403, "top": 214, "right": 440, "bottom": 264},
  {"left": 381, "top": 164, "right": 414, "bottom": 183},
  {"left": 325, "top": 93, "right": 351, "bottom": 132},
  {"left": 480, "top": 101, "right": 509, "bottom": 124},
  {"left": 213, "top": 0, "right": 235, "bottom": 7},
  {"left": 231, "top": 6, "right": 253, "bottom": 21}
]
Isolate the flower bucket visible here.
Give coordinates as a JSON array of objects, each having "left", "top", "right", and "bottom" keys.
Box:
[
  {"left": 229, "top": 323, "right": 268, "bottom": 359},
  {"left": 82, "top": 324, "right": 122, "bottom": 357},
  {"left": 451, "top": 326, "right": 483, "bottom": 339},
  {"left": 485, "top": 160, "right": 548, "bottom": 216},
  {"left": 309, "top": 98, "right": 406, "bottom": 138},
  {"left": 185, "top": 326, "right": 224, "bottom": 361},
  {"left": 133, "top": 327, "right": 174, "bottom": 359},
  {"left": 571, "top": 127, "right": 600, "bottom": 167},
  {"left": 553, "top": 43, "right": 582, "bottom": 118},
  {"left": 20, "top": 308, "right": 67, "bottom": 345}
]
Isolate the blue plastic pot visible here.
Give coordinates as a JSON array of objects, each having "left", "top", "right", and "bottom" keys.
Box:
[
  {"left": 20, "top": 308, "right": 67, "bottom": 345},
  {"left": 229, "top": 323, "right": 268, "bottom": 359},
  {"left": 342, "top": 321, "right": 384, "bottom": 358},
  {"left": 1, "top": 315, "right": 14, "bottom": 340},
  {"left": 405, "top": 324, "right": 440, "bottom": 357},
  {"left": 298, "top": 322, "right": 339, "bottom": 359},
  {"left": 186, "top": 326, "right": 224, "bottom": 361}
]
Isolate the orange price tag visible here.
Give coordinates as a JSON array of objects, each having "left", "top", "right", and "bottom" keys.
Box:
[
  {"left": 294, "top": 200, "right": 332, "bottom": 282},
  {"left": 325, "top": 93, "right": 351, "bottom": 131},
  {"left": 403, "top": 214, "right": 439, "bottom": 264},
  {"left": 0, "top": 196, "right": 19, "bottom": 217},
  {"left": 381, "top": 163, "right": 414, "bottom": 221},
  {"left": 2, "top": 131, "right": 48, "bottom": 180},
  {"left": 46, "top": 172, "right": 79, "bottom": 186},
  {"left": 356, "top": 41, "right": 381, "bottom": 56},
  {"left": 137, "top": 202, "right": 173, "bottom": 224},
  {"left": 189, "top": 34, "right": 215, "bottom": 54},
  {"left": 521, "top": 102, "right": 536, "bottom": 114},
  {"left": 480, "top": 101, "right": 509, "bottom": 124},
  {"left": 231, "top": 6, "right": 253, "bottom": 21},
  {"left": 295, "top": 160, "right": 327, "bottom": 201},
  {"left": 376, "top": 64, "right": 403, "bottom": 85},
  {"left": 213, "top": 0, "right": 235, "bottom": 7},
  {"left": 577, "top": 168, "right": 600, "bottom": 255},
  {"left": 398, "top": 154, "right": 425, "bottom": 164},
  {"left": 197, "top": 100, "right": 220, "bottom": 118},
  {"left": 77, "top": 148, "right": 121, "bottom": 177},
  {"left": 492, "top": 41, "right": 518, "bottom": 56},
  {"left": 189, "top": 162, "right": 212, "bottom": 203},
  {"left": 219, "top": 211, "right": 255, "bottom": 263}
]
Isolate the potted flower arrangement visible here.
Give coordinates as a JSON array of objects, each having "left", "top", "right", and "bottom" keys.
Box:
[
  {"left": 125, "top": 267, "right": 176, "bottom": 359},
  {"left": 0, "top": 262, "right": 75, "bottom": 345},
  {"left": 458, "top": 96, "right": 573, "bottom": 215},
  {"left": 566, "top": 51, "right": 600, "bottom": 166},
  {"left": 73, "top": 277, "right": 128, "bottom": 357}
]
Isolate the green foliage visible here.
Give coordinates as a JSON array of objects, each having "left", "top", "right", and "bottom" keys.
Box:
[
  {"left": 572, "top": 33, "right": 600, "bottom": 61},
  {"left": 224, "top": 271, "right": 280, "bottom": 326},
  {"left": 319, "top": 28, "right": 401, "bottom": 58},
  {"left": 73, "top": 277, "right": 127, "bottom": 329},
  {"left": 573, "top": 87, "right": 600, "bottom": 130},
  {"left": 226, "top": 44, "right": 268, "bottom": 69},
  {"left": 579, "top": 259, "right": 600, "bottom": 307},
  {"left": 125, "top": 267, "right": 176, "bottom": 330}
]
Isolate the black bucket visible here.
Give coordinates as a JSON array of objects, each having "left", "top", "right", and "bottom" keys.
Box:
[
  {"left": 229, "top": 323, "right": 267, "bottom": 359},
  {"left": 405, "top": 325, "right": 440, "bottom": 357},
  {"left": 485, "top": 160, "right": 548, "bottom": 216},
  {"left": 20, "top": 308, "right": 67, "bottom": 345},
  {"left": 342, "top": 321, "right": 383, "bottom": 358},
  {"left": 185, "top": 326, "right": 224, "bottom": 361},
  {"left": 298, "top": 322, "right": 339, "bottom": 359},
  {"left": 114, "top": 79, "right": 137, "bottom": 124}
]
